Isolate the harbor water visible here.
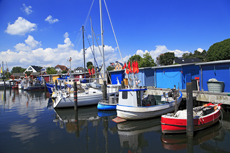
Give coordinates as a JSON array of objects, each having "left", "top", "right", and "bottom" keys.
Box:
[{"left": 0, "top": 89, "right": 230, "bottom": 153}]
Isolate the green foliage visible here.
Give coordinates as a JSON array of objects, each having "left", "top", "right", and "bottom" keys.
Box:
[
  {"left": 88, "top": 65, "right": 93, "bottom": 70},
  {"left": 87, "top": 61, "right": 93, "bottom": 69},
  {"left": 159, "top": 52, "right": 175, "bottom": 65},
  {"left": 127, "top": 54, "right": 142, "bottom": 63},
  {"left": 107, "top": 66, "right": 114, "bottom": 71},
  {"left": 182, "top": 50, "right": 207, "bottom": 62},
  {"left": 128, "top": 53, "right": 156, "bottom": 68},
  {"left": 46, "top": 67, "right": 57, "bottom": 74},
  {"left": 62, "top": 70, "right": 67, "bottom": 73},
  {"left": 207, "top": 38, "right": 230, "bottom": 61},
  {"left": 11, "top": 67, "right": 26, "bottom": 73},
  {"left": 25, "top": 71, "right": 31, "bottom": 76},
  {"left": 139, "top": 52, "right": 156, "bottom": 67}
]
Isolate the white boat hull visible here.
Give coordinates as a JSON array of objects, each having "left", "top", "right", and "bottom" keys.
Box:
[
  {"left": 53, "top": 94, "right": 103, "bottom": 108},
  {"left": 116, "top": 94, "right": 182, "bottom": 120}
]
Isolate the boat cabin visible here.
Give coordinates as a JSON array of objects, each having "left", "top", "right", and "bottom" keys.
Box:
[{"left": 118, "top": 88, "right": 147, "bottom": 107}]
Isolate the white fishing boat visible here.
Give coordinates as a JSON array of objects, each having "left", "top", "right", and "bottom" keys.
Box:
[{"left": 115, "top": 87, "right": 182, "bottom": 120}]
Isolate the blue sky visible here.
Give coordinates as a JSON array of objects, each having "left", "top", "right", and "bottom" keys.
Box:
[{"left": 0, "top": 0, "right": 230, "bottom": 71}]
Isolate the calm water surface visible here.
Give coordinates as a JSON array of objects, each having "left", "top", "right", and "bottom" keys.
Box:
[{"left": 0, "top": 89, "right": 230, "bottom": 153}]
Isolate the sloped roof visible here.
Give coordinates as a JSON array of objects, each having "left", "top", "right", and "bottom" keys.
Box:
[
  {"left": 55, "top": 65, "right": 69, "bottom": 71},
  {"left": 174, "top": 57, "right": 201, "bottom": 64},
  {"left": 74, "top": 67, "right": 87, "bottom": 72},
  {"left": 31, "top": 65, "right": 42, "bottom": 72}
]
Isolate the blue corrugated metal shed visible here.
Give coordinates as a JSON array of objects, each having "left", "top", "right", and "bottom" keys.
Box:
[
  {"left": 153, "top": 64, "right": 200, "bottom": 89},
  {"left": 196, "top": 60, "right": 230, "bottom": 92},
  {"left": 109, "top": 70, "right": 124, "bottom": 84}
]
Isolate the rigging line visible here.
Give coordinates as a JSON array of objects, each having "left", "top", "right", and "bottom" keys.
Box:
[
  {"left": 85, "top": 31, "right": 100, "bottom": 72},
  {"left": 75, "top": 0, "right": 94, "bottom": 51},
  {"left": 103, "top": 0, "right": 124, "bottom": 64},
  {"left": 85, "top": 30, "right": 113, "bottom": 83}
]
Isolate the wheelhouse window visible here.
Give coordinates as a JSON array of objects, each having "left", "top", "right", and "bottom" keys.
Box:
[{"left": 122, "top": 91, "right": 128, "bottom": 99}]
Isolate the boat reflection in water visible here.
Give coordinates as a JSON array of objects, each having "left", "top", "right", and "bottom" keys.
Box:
[
  {"left": 53, "top": 106, "right": 100, "bottom": 134},
  {"left": 117, "top": 118, "right": 161, "bottom": 152},
  {"left": 161, "top": 117, "right": 230, "bottom": 152}
]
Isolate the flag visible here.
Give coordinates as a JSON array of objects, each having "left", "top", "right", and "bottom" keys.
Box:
[
  {"left": 133, "top": 61, "right": 137, "bottom": 74},
  {"left": 69, "top": 57, "right": 72, "bottom": 62},
  {"left": 136, "top": 61, "right": 139, "bottom": 73},
  {"left": 88, "top": 68, "right": 91, "bottom": 75},
  {"left": 123, "top": 63, "right": 126, "bottom": 69},
  {"left": 91, "top": 68, "right": 95, "bottom": 75},
  {"left": 128, "top": 61, "right": 132, "bottom": 73}
]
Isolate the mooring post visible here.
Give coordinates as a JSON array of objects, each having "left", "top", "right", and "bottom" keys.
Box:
[
  {"left": 186, "top": 82, "right": 194, "bottom": 138},
  {"left": 55, "top": 80, "right": 57, "bottom": 90},
  {"left": 3, "top": 77, "right": 6, "bottom": 101},
  {"left": 174, "top": 85, "right": 178, "bottom": 114},
  {"left": 74, "top": 82, "right": 78, "bottom": 110},
  {"left": 103, "top": 80, "right": 107, "bottom": 100}
]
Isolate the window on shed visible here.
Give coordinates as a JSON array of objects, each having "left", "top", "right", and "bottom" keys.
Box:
[{"left": 122, "top": 91, "right": 128, "bottom": 99}]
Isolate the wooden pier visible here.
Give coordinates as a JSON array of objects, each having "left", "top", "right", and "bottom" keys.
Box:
[{"left": 146, "top": 87, "right": 230, "bottom": 105}]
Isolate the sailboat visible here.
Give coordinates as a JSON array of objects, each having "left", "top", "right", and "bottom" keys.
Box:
[{"left": 51, "top": 0, "right": 121, "bottom": 108}]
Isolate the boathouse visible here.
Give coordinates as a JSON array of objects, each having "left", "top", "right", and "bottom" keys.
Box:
[{"left": 196, "top": 60, "right": 230, "bottom": 92}]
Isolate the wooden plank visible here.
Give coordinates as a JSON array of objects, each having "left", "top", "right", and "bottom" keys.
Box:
[{"left": 112, "top": 117, "right": 126, "bottom": 123}]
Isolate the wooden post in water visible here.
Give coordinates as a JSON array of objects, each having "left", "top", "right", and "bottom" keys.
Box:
[
  {"left": 186, "top": 82, "right": 194, "bottom": 138},
  {"left": 55, "top": 80, "right": 57, "bottom": 90},
  {"left": 3, "top": 77, "right": 6, "bottom": 101},
  {"left": 103, "top": 80, "right": 107, "bottom": 100},
  {"left": 174, "top": 85, "right": 178, "bottom": 114},
  {"left": 74, "top": 82, "right": 78, "bottom": 110}
]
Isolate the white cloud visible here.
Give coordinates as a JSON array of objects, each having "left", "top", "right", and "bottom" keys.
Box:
[
  {"left": 64, "top": 32, "right": 69, "bottom": 38},
  {"left": 133, "top": 45, "right": 189, "bottom": 62},
  {"left": 45, "top": 15, "right": 59, "bottom": 24},
  {"left": 5, "top": 17, "right": 36, "bottom": 35},
  {"left": 14, "top": 35, "right": 41, "bottom": 52},
  {"left": 25, "top": 35, "right": 41, "bottom": 48},
  {"left": 197, "top": 48, "right": 204, "bottom": 52},
  {"left": 22, "top": 4, "right": 32, "bottom": 15}
]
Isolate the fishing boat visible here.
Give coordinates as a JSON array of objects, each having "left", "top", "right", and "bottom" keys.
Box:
[
  {"left": 161, "top": 103, "right": 222, "bottom": 134},
  {"left": 115, "top": 87, "right": 182, "bottom": 120}
]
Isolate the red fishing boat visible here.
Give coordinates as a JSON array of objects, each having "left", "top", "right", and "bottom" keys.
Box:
[{"left": 161, "top": 103, "right": 222, "bottom": 134}]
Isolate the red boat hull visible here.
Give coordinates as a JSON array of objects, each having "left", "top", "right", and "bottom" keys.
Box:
[{"left": 161, "top": 105, "right": 221, "bottom": 134}]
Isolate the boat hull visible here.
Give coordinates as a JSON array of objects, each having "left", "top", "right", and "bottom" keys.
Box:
[
  {"left": 97, "top": 102, "right": 117, "bottom": 110},
  {"left": 116, "top": 91, "right": 182, "bottom": 120},
  {"left": 53, "top": 94, "right": 103, "bottom": 108},
  {"left": 161, "top": 105, "right": 221, "bottom": 134}
]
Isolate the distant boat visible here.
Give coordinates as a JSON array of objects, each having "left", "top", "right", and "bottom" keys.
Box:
[
  {"left": 24, "top": 77, "right": 45, "bottom": 91},
  {"left": 115, "top": 88, "right": 182, "bottom": 120},
  {"left": 161, "top": 103, "right": 222, "bottom": 134}
]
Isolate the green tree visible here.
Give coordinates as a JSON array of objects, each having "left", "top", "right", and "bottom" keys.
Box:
[
  {"left": 159, "top": 52, "right": 175, "bottom": 65},
  {"left": 62, "top": 70, "right": 67, "bottom": 73},
  {"left": 139, "top": 52, "right": 156, "bottom": 67},
  {"left": 207, "top": 38, "right": 230, "bottom": 61},
  {"left": 182, "top": 50, "right": 207, "bottom": 62},
  {"left": 47, "top": 67, "right": 57, "bottom": 74},
  {"left": 88, "top": 65, "right": 93, "bottom": 70},
  {"left": 11, "top": 67, "right": 26, "bottom": 73},
  {"left": 87, "top": 61, "right": 93, "bottom": 69},
  {"left": 127, "top": 54, "right": 142, "bottom": 63},
  {"left": 107, "top": 66, "right": 114, "bottom": 71}
]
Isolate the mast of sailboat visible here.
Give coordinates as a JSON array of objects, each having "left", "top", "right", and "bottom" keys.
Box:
[
  {"left": 99, "top": 0, "right": 106, "bottom": 81},
  {"left": 82, "top": 26, "right": 86, "bottom": 75}
]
